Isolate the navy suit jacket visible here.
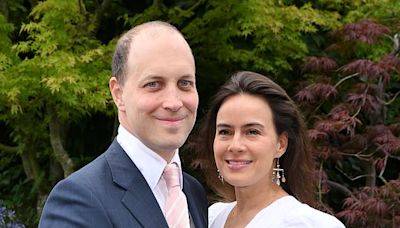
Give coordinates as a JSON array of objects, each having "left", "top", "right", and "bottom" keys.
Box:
[{"left": 39, "top": 140, "right": 208, "bottom": 228}]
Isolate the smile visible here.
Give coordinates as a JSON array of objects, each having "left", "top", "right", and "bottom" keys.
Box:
[
  {"left": 157, "top": 116, "right": 186, "bottom": 122},
  {"left": 225, "top": 159, "right": 252, "bottom": 170},
  {"left": 226, "top": 160, "right": 252, "bottom": 165}
]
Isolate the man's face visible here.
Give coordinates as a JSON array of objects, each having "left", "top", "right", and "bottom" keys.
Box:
[{"left": 113, "top": 31, "right": 198, "bottom": 161}]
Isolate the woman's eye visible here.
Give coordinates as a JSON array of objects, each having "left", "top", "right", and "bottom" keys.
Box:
[
  {"left": 217, "top": 129, "right": 230, "bottom": 135},
  {"left": 247, "top": 129, "right": 260, "bottom": 135}
]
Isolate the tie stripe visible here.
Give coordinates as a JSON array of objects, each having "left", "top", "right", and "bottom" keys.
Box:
[{"left": 164, "top": 163, "right": 190, "bottom": 228}]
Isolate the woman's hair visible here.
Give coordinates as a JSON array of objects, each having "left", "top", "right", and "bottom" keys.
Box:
[{"left": 190, "top": 71, "right": 314, "bottom": 204}]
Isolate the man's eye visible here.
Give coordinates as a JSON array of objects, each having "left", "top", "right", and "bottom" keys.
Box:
[
  {"left": 144, "top": 81, "right": 160, "bottom": 88},
  {"left": 178, "top": 80, "right": 194, "bottom": 89}
]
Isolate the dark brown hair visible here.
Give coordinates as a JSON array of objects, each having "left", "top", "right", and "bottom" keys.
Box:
[{"left": 190, "top": 71, "right": 314, "bottom": 204}]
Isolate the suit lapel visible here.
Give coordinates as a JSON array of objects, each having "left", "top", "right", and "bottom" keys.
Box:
[
  {"left": 183, "top": 175, "right": 204, "bottom": 228},
  {"left": 121, "top": 176, "right": 168, "bottom": 228},
  {"left": 105, "top": 140, "right": 168, "bottom": 228}
]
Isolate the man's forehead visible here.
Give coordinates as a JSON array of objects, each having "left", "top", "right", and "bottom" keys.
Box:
[
  {"left": 129, "top": 29, "right": 192, "bottom": 61},
  {"left": 132, "top": 28, "right": 185, "bottom": 48}
]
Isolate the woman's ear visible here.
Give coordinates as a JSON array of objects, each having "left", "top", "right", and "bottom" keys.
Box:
[{"left": 276, "top": 132, "right": 288, "bottom": 158}]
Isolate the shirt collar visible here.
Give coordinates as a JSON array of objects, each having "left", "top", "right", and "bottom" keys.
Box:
[{"left": 116, "top": 125, "right": 184, "bottom": 190}]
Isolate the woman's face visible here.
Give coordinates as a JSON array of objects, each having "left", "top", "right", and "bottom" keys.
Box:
[{"left": 213, "top": 94, "right": 287, "bottom": 189}]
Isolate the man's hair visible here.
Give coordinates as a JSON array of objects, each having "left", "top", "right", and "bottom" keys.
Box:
[{"left": 111, "top": 21, "right": 185, "bottom": 85}]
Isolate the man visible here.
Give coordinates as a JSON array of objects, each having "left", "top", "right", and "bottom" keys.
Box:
[{"left": 39, "top": 21, "right": 208, "bottom": 228}]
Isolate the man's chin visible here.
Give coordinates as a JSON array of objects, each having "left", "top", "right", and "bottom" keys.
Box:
[{"left": 162, "top": 140, "right": 186, "bottom": 151}]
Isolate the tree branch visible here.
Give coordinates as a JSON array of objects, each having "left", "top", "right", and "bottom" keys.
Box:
[
  {"left": 335, "top": 165, "right": 374, "bottom": 181},
  {"left": 92, "top": 0, "right": 112, "bottom": 34},
  {"left": 19, "top": 142, "right": 48, "bottom": 215},
  {"left": 187, "top": 0, "right": 204, "bottom": 12},
  {"left": 327, "top": 180, "right": 352, "bottom": 196},
  {"left": 378, "top": 155, "right": 388, "bottom": 184},
  {"left": 48, "top": 107, "right": 75, "bottom": 177},
  {"left": 377, "top": 90, "right": 400, "bottom": 105},
  {"left": 78, "top": 0, "right": 87, "bottom": 15},
  {"left": 364, "top": 159, "right": 376, "bottom": 188},
  {"left": 28, "top": 0, "right": 39, "bottom": 8},
  {"left": 334, "top": 73, "right": 359, "bottom": 88},
  {"left": 0, "top": 143, "right": 19, "bottom": 153},
  {"left": 317, "top": 161, "right": 324, "bottom": 202},
  {"left": 0, "top": 0, "right": 8, "bottom": 19}
]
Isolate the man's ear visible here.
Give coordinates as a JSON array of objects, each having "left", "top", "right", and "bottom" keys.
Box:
[
  {"left": 109, "top": 77, "right": 125, "bottom": 111},
  {"left": 276, "top": 132, "right": 288, "bottom": 158}
]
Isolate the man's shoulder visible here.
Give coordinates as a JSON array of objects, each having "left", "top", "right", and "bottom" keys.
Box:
[
  {"left": 182, "top": 172, "right": 202, "bottom": 188},
  {"left": 68, "top": 152, "right": 107, "bottom": 182},
  {"left": 61, "top": 140, "right": 123, "bottom": 185},
  {"left": 182, "top": 171, "right": 207, "bottom": 198}
]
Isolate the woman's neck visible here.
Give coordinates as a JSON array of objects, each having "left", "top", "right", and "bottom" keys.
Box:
[
  {"left": 235, "top": 183, "right": 287, "bottom": 213},
  {"left": 224, "top": 183, "right": 288, "bottom": 228}
]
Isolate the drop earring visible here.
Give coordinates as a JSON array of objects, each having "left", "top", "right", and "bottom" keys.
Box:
[
  {"left": 217, "top": 169, "right": 224, "bottom": 184},
  {"left": 272, "top": 158, "right": 286, "bottom": 186}
]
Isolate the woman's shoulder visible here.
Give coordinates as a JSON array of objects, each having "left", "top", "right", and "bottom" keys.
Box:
[
  {"left": 208, "top": 201, "right": 236, "bottom": 227},
  {"left": 209, "top": 201, "right": 236, "bottom": 217},
  {"left": 277, "top": 196, "right": 346, "bottom": 228}
]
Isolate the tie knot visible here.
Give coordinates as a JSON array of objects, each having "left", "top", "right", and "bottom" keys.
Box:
[{"left": 163, "top": 163, "right": 180, "bottom": 189}]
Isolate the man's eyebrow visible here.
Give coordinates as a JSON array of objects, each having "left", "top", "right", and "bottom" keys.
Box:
[
  {"left": 216, "top": 123, "right": 232, "bottom": 129},
  {"left": 180, "top": 74, "right": 195, "bottom": 79}
]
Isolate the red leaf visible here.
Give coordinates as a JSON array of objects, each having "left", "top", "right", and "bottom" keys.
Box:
[
  {"left": 337, "top": 209, "right": 367, "bottom": 226},
  {"left": 334, "top": 19, "right": 391, "bottom": 44},
  {"left": 375, "top": 159, "right": 385, "bottom": 172},
  {"left": 303, "top": 56, "right": 337, "bottom": 73},
  {"left": 379, "top": 54, "right": 400, "bottom": 84},
  {"left": 295, "top": 82, "right": 337, "bottom": 103},
  {"left": 342, "top": 59, "right": 389, "bottom": 82},
  {"left": 367, "top": 125, "right": 400, "bottom": 155},
  {"left": 346, "top": 92, "right": 381, "bottom": 116},
  {"left": 295, "top": 89, "right": 315, "bottom": 103},
  {"left": 308, "top": 129, "right": 329, "bottom": 141}
]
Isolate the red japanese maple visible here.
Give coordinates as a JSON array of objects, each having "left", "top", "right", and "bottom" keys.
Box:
[{"left": 296, "top": 19, "right": 400, "bottom": 227}]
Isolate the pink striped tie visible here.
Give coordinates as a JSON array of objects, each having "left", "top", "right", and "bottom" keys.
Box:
[{"left": 163, "top": 163, "right": 190, "bottom": 228}]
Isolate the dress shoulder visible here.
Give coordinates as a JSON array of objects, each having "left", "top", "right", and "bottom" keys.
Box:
[
  {"left": 208, "top": 202, "right": 236, "bottom": 228},
  {"left": 277, "top": 196, "right": 346, "bottom": 228}
]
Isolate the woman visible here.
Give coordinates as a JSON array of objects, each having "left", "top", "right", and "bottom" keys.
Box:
[{"left": 192, "top": 71, "right": 345, "bottom": 227}]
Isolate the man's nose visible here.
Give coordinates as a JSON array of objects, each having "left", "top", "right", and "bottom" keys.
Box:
[{"left": 162, "top": 87, "right": 183, "bottom": 112}]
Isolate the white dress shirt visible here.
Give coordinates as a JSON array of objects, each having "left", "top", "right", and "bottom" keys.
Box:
[{"left": 116, "top": 125, "right": 184, "bottom": 215}]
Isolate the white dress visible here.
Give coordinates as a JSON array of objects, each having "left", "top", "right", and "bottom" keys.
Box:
[{"left": 209, "top": 196, "right": 346, "bottom": 228}]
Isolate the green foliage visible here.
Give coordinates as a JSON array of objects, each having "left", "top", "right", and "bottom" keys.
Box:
[
  {"left": 182, "top": 0, "right": 340, "bottom": 79},
  {"left": 0, "top": 14, "right": 13, "bottom": 51},
  {"left": 126, "top": 0, "right": 341, "bottom": 91},
  {"left": 0, "top": 14, "right": 14, "bottom": 76},
  {"left": 0, "top": 0, "right": 399, "bottom": 227},
  {"left": 0, "top": 1, "right": 113, "bottom": 225},
  {"left": 5, "top": 0, "right": 112, "bottom": 120},
  {"left": 344, "top": 0, "right": 400, "bottom": 24}
]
